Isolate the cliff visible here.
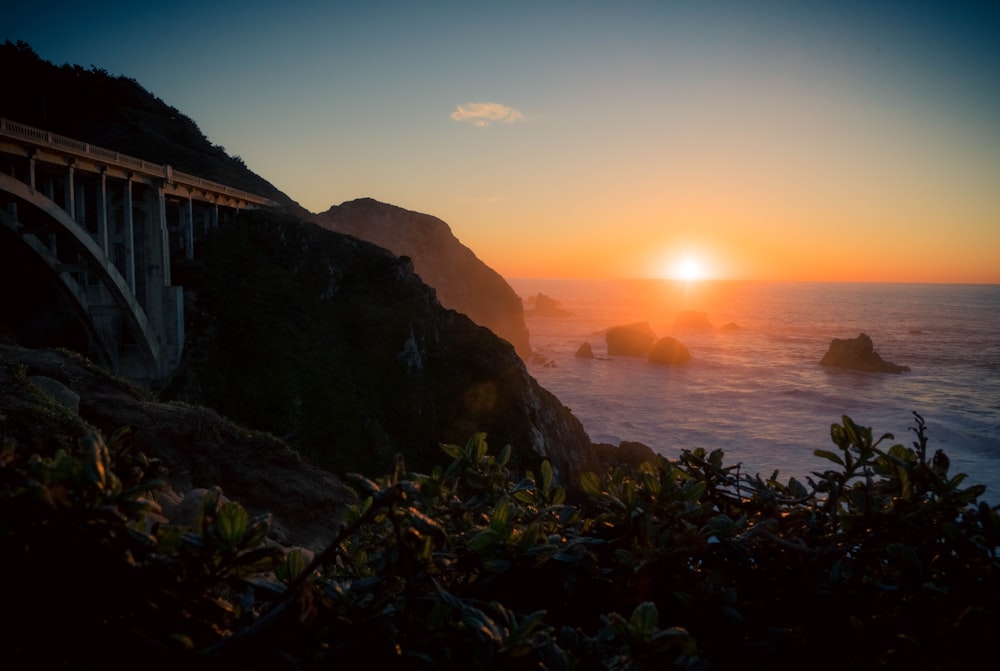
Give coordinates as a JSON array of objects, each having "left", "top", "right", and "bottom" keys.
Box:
[
  {"left": 317, "top": 198, "right": 532, "bottom": 360},
  {"left": 1, "top": 40, "right": 596, "bottom": 488},
  {"left": 166, "top": 209, "right": 592, "bottom": 482}
]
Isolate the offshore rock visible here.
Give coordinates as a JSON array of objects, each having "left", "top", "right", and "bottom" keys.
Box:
[
  {"left": 529, "top": 293, "right": 573, "bottom": 317},
  {"left": 316, "top": 198, "right": 532, "bottom": 360},
  {"left": 606, "top": 321, "right": 657, "bottom": 357},
  {"left": 819, "top": 333, "right": 910, "bottom": 374},
  {"left": 648, "top": 336, "right": 692, "bottom": 365},
  {"left": 575, "top": 342, "right": 595, "bottom": 358}
]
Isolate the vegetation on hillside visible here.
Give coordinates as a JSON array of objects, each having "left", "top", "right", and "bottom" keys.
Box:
[
  {"left": 1, "top": 40, "right": 295, "bottom": 207},
  {"left": 3, "top": 407, "right": 997, "bottom": 669}
]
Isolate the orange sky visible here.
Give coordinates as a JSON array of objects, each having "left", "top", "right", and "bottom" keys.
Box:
[{"left": 10, "top": 3, "right": 1000, "bottom": 283}]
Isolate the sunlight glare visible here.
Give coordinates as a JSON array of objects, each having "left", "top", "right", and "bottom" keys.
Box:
[{"left": 673, "top": 256, "right": 705, "bottom": 282}]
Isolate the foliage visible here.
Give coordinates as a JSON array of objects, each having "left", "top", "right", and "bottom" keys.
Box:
[{"left": 1, "top": 412, "right": 997, "bottom": 669}]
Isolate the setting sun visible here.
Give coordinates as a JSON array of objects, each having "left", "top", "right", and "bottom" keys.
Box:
[{"left": 673, "top": 256, "right": 705, "bottom": 282}]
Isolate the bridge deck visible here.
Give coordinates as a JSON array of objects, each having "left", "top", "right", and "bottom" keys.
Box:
[{"left": 0, "top": 117, "right": 278, "bottom": 208}]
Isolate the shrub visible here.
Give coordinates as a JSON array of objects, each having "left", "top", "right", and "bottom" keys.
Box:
[{"left": 1, "top": 413, "right": 997, "bottom": 669}]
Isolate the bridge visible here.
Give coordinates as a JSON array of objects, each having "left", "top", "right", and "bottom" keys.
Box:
[{"left": 0, "top": 117, "right": 279, "bottom": 386}]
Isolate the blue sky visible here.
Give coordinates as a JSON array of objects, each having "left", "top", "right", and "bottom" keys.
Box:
[{"left": 6, "top": 1, "right": 1000, "bottom": 281}]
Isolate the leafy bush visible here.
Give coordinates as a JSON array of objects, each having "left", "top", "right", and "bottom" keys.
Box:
[{"left": 1, "top": 413, "right": 997, "bottom": 669}]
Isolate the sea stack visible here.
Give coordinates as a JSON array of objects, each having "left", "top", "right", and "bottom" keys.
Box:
[
  {"left": 819, "top": 333, "right": 910, "bottom": 373},
  {"left": 648, "top": 336, "right": 692, "bottom": 365},
  {"left": 606, "top": 322, "right": 657, "bottom": 356}
]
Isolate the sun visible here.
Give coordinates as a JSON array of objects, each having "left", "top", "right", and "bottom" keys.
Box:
[{"left": 672, "top": 256, "right": 706, "bottom": 282}]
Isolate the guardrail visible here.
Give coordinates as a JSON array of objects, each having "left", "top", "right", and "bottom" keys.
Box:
[{"left": 0, "top": 117, "right": 277, "bottom": 206}]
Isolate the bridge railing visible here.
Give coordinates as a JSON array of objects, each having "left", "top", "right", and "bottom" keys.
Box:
[{"left": 0, "top": 117, "right": 277, "bottom": 206}]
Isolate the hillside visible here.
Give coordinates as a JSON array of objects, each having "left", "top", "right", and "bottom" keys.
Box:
[{"left": 0, "top": 39, "right": 595, "bottom": 482}]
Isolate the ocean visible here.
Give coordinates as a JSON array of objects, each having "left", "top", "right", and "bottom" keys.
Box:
[{"left": 508, "top": 279, "right": 1000, "bottom": 504}]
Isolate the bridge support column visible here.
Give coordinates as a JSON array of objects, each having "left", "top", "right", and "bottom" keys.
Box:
[
  {"left": 64, "top": 159, "right": 76, "bottom": 222},
  {"left": 184, "top": 196, "right": 194, "bottom": 260},
  {"left": 97, "top": 168, "right": 109, "bottom": 254},
  {"left": 124, "top": 174, "right": 135, "bottom": 293}
]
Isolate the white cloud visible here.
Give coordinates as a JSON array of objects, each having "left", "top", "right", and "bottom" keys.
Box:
[{"left": 451, "top": 102, "right": 524, "bottom": 127}]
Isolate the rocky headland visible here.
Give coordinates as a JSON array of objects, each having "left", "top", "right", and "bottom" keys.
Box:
[{"left": 316, "top": 198, "right": 532, "bottom": 360}]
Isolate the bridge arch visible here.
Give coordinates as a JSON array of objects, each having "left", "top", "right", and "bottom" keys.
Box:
[
  {"left": 1, "top": 172, "right": 163, "bottom": 379},
  {"left": 0, "top": 117, "right": 278, "bottom": 386}
]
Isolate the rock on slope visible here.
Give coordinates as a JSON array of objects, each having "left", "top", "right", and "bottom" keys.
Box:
[
  {"left": 316, "top": 198, "right": 532, "bottom": 360},
  {"left": 0, "top": 343, "right": 354, "bottom": 551}
]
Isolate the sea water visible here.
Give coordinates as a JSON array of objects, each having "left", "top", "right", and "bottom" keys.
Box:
[{"left": 508, "top": 279, "right": 1000, "bottom": 504}]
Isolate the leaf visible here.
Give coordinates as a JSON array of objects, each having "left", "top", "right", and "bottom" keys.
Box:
[
  {"left": 243, "top": 513, "right": 272, "bottom": 549},
  {"left": 228, "top": 546, "right": 282, "bottom": 574},
  {"left": 491, "top": 497, "right": 512, "bottom": 528},
  {"left": 814, "top": 449, "right": 844, "bottom": 466},
  {"left": 439, "top": 442, "right": 463, "bottom": 460},
  {"left": 467, "top": 433, "right": 489, "bottom": 461},
  {"left": 282, "top": 548, "right": 309, "bottom": 583},
  {"left": 630, "top": 601, "right": 659, "bottom": 637},
  {"left": 81, "top": 434, "right": 110, "bottom": 492},
  {"left": 540, "top": 459, "right": 554, "bottom": 493},
  {"left": 787, "top": 477, "right": 808, "bottom": 498},
  {"left": 211, "top": 500, "right": 250, "bottom": 552},
  {"left": 509, "top": 477, "right": 536, "bottom": 495},
  {"left": 346, "top": 473, "right": 382, "bottom": 496},
  {"left": 468, "top": 528, "right": 502, "bottom": 552},
  {"left": 682, "top": 479, "right": 707, "bottom": 502},
  {"left": 406, "top": 506, "right": 447, "bottom": 543},
  {"left": 497, "top": 444, "right": 512, "bottom": 467},
  {"left": 580, "top": 472, "right": 603, "bottom": 497}
]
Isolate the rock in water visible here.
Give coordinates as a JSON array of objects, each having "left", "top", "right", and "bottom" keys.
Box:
[
  {"left": 531, "top": 293, "right": 572, "bottom": 317},
  {"left": 316, "top": 198, "right": 532, "bottom": 360},
  {"left": 606, "top": 322, "right": 657, "bottom": 357},
  {"left": 575, "top": 342, "right": 595, "bottom": 358},
  {"left": 819, "top": 333, "right": 910, "bottom": 373},
  {"left": 648, "top": 336, "right": 692, "bottom": 365}
]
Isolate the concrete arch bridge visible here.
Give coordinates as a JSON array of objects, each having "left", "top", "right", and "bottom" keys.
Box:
[{"left": 0, "top": 117, "right": 278, "bottom": 385}]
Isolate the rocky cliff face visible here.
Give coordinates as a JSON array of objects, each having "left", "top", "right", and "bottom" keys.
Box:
[
  {"left": 316, "top": 198, "right": 532, "bottom": 360},
  {"left": 169, "top": 210, "right": 594, "bottom": 484}
]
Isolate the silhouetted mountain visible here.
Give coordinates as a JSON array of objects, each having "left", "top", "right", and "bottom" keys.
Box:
[{"left": 317, "top": 198, "right": 532, "bottom": 359}]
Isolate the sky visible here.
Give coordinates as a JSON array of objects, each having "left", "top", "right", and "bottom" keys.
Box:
[{"left": 6, "top": 1, "right": 1000, "bottom": 283}]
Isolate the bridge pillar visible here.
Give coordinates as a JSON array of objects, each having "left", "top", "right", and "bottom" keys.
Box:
[
  {"left": 65, "top": 158, "right": 75, "bottom": 221},
  {"left": 28, "top": 149, "right": 36, "bottom": 190},
  {"left": 124, "top": 174, "right": 135, "bottom": 293},
  {"left": 184, "top": 196, "right": 194, "bottom": 260},
  {"left": 97, "top": 168, "right": 109, "bottom": 254}
]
